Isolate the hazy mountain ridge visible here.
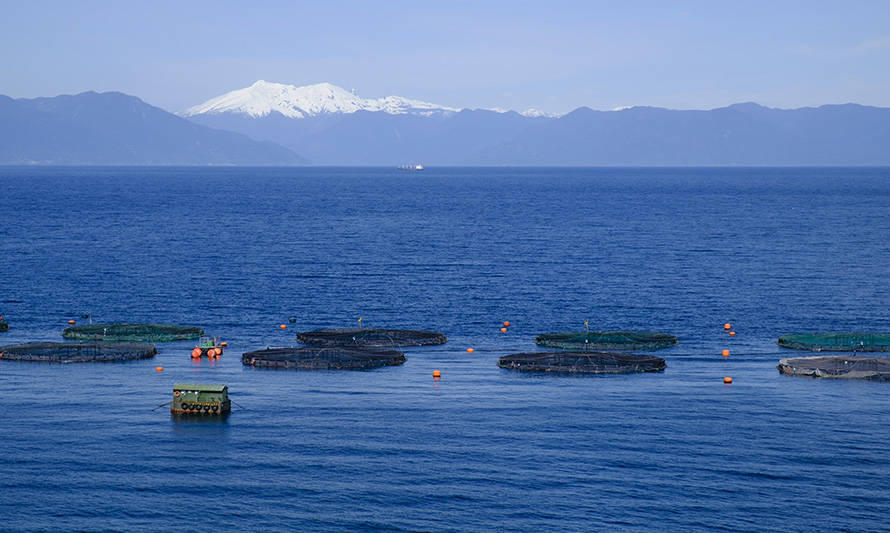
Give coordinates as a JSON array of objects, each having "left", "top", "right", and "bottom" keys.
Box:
[
  {"left": 468, "top": 102, "right": 890, "bottom": 165},
  {"left": 189, "top": 107, "right": 550, "bottom": 165},
  {"left": 4, "top": 87, "right": 890, "bottom": 166},
  {"left": 0, "top": 91, "right": 306, "bottom": 165},
  {"left": 187, "top": 96, "right": 890, "bottom": 166}
]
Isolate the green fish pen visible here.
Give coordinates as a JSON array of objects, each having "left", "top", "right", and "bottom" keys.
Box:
[
  {"left": 297, "top": 328, "right": 447, "bottom": 347},
  {"left": 535, "top": 331, "right": 678, "bottom": 351},
  {"left": 777, "top": 333, "right": 890, "bottom": 352},
  {"left": 0, "top": 342, "right": 157, "bottom": 362},
  {"left": 243, "top": 346, "right": 406, "bottom": 370},
  {"left": 778, "top": 356, "right": 890, "bottom": 380},
  {"left": 62, "top": 323, "right": 204, "bottom": 342},
  {"left": 498, "top": 351, "right": 666, "bottom": 374}
]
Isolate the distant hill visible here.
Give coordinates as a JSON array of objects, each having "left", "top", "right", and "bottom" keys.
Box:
[
  {"left": 190, "top": 107, "right": 545, "bottom": 165},
  {"left": 0, "top": 91, "right": 306, "bottom": 165},
  {"left": 469, "top": 103, "right": 890, "bottom": 166},
  {"left": 185, "top": 82, "right": 890, "bottom": 166}
]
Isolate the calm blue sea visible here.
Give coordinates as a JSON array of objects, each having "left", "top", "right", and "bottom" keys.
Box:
[{"left": 1, "top": 166, "right": 889, "bottom": 532}]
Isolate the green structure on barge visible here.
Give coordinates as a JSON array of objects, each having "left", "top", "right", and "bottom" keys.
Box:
[{"left": 171, "top": 383, "right": 231, "bottom": 416}]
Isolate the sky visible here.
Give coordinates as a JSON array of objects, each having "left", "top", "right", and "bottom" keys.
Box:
[{"left": 1, "top": 0, "right": 889, "bottom": 114}]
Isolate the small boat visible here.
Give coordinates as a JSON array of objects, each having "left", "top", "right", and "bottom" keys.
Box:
[
  {"left": 191, "top": 336, "right": 225, "bottom": 359},
  {"left": 398, "top": 164, "right": 424, "bottom": 171}
]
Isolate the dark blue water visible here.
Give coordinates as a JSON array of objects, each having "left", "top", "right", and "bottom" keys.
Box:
[{"left": 1, "top": 167, "right": 889, "bottom": 532}]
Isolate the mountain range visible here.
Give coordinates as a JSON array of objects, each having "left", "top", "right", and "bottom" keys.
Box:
[
  {"left": 0, "top": 91, "right": 304, "bottom": 165},
  {"left": 2, "top": 81, "right": 890, "bottom": 166}
]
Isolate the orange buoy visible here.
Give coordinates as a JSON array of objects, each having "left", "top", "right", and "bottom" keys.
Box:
[
  {"left": 433, "top": 370, "right": 441, "bottom": 378},
  {"left": 503, "top": 321, "right": 511, "bottom": 327},
  {"left": 191, "top": 348, "right": 202, "bottom": 358},
  {"left": 220, "top": 342, "right": 228, "bottom": 347},
  {"left": 466, "top": 348, "right": 474, "bottom": 353},
  {"left": 729, "top": 331, "right": 736, "bottom": 336},
  {"left": 67, "top": 319, "right": 76, "bottom": 325},
  {"left": 500, "top": 327, "right": 507, "bottom": 333},
  {"left": 279, "top": 324, "right": 287, "bottom": 330},
  {"left": 723, "top": 323, "right": 732, "bottom": 330},
  {"left": 155, "top": 366, "right": 163, "bottom": 372},
  {"left": 721, "top": 349, "right": 730, "bottom": 357},
  {"left": 724, "top": 377, "right": 733, "bottom": 384}
]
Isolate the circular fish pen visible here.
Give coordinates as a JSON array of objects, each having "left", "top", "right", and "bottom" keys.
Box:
[
  {"left": 498, "top": 351, "right": 666, "bottom": 374},
  {"left": 242, "top": 347, "right": 406, "bottom": 370},
  {"left": 777, "top": 333, "right": 890, "bottom": 352},
  {"left": 297, "top": 328, "right": 447, "bottom": 347},
  {"left": 535, "top": 331, "right": 678, "bottom": 351},
  {"left": 778, "top": 356, "right": 890, "bottom": 380},
  {"left": 62, "top": 323, "right": 204, "bottom": 342},
  {"left": 0, "top": 342, "right": 157, "bottom": 363}
]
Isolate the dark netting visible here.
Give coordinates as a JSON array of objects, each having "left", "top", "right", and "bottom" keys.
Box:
[
  {"left": 242, "top": 346, "right": 406, "bottom": 370},
  {"left": 0, "top": 321, "right": 8, "bottom": 332},
  {"left": 778, "top": 356, "right": 890, "bottom": 380},
  {"left": 62, "top": 323, "right": 204, "bottom": 342},
  {"left": 498, "top": 351, "right": 666, "bottom": 374},
  {"left": 777, "top": 333, "right": 890, "bottom": 352},
  {"left": 535, "top": 331, "right": 678, "bottom": 351},
  {"left": 0, "top": 342, "right": 157, "bottom": 362},
  {"left": 297, "top": 328, "right": 447, "bottom": 347}
]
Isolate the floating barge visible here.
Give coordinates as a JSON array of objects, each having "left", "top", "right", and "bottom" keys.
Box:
[
  {"left": 191, "top": 337, "right": 225, "bottom": 359},
  {"left": 297, "top": 328, "right": 446, "bottom": 347},
  {"left": 778, "top": 356, "right": 890, "bottom": 380},
  {"left": 498, "top": 351, "right": 667, "bottom": 374},
  {"left": 171, "top": 383, "right": 231, "bottom": 415}
]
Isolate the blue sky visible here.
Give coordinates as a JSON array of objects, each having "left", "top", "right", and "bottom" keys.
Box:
[{"left": 1, "top": 0, "right": 889, "bottom": 113}]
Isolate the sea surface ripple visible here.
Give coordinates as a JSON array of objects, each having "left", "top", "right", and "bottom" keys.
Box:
[{"left": 1, "top": 166, "right": 889, "bottom": 532}]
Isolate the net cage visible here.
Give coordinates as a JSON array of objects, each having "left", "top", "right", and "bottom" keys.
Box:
[
  {"left": 778, "top": 356, "right": 890, "bottom": 380},
  {"left": 62, "top": 323, "right": 204, "bottom": 342},
  {"left": 498, "top": 351, "right": 666, "bottom": 374},
  {"left": 777, "top": 333, "right": 890, "bottom": 352},
  {"left": 0, "top": 342, "right": 157, "bottom": 362},
  {"left": 0, "top": 321, "right": 8, "bottom": 332},
  {"left": 242, "top": 346, "right": 406, "bottom": 370},
  {"left": 535, "top": 331, "right": 678, "bottom": 351},
  {"left": 296, "top": 328, "right": 447, "bottom": 347}
]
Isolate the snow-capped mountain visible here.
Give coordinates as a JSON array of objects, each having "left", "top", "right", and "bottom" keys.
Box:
[{"left": 183, "top": 80, "right": 459, "bottom": 118}]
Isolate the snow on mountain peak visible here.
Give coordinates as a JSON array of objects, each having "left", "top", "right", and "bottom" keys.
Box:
[
  {"left": 183, "top": 80, "right": 460, "bottom": 119},
  {"left": 520, "top": 108, "right": 560, "bottom": 118}
]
